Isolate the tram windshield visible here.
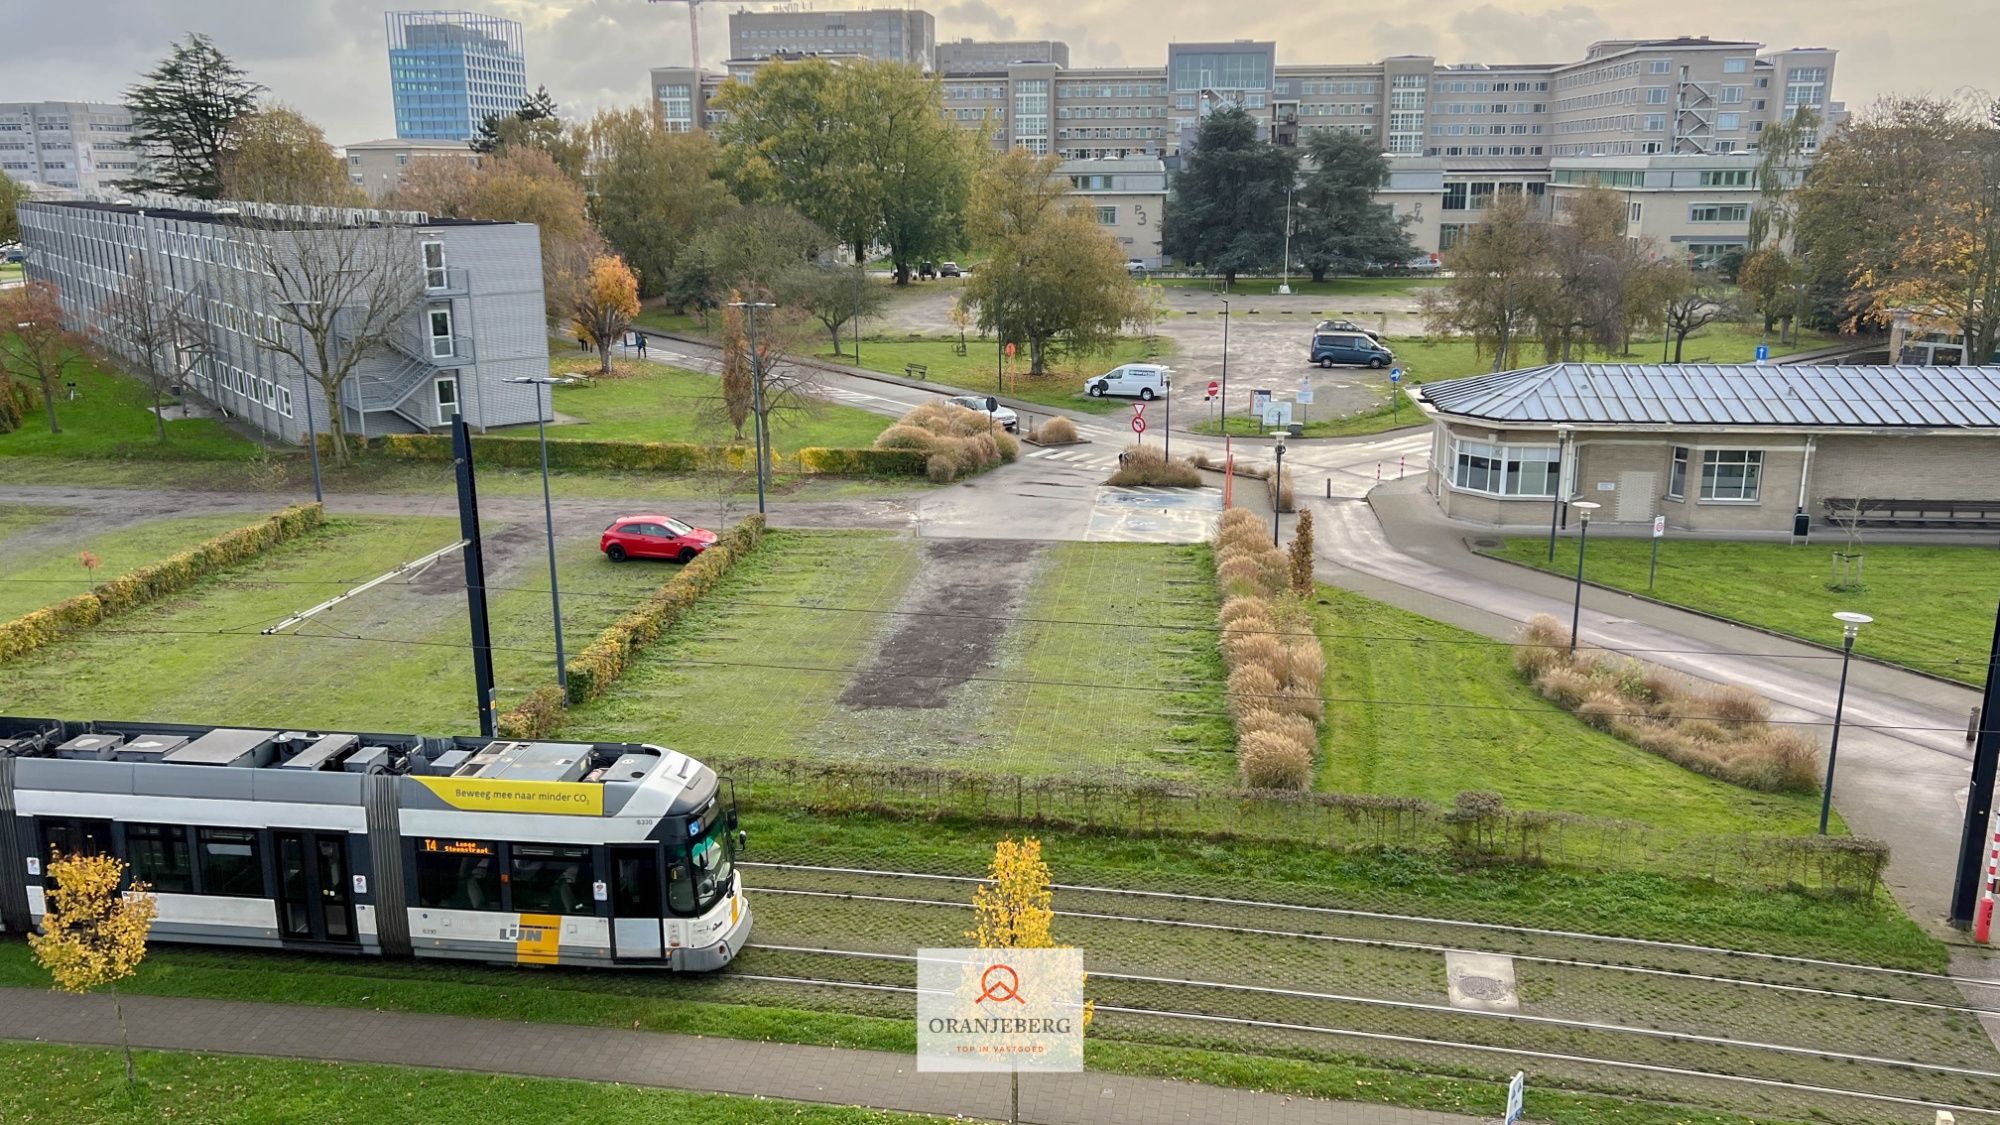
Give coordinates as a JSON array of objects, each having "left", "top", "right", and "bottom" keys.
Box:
[{"left": 689, "top": 815, "right": 735, "bottom": 911}]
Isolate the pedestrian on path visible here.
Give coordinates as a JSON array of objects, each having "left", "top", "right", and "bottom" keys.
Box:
[
  {"left": 576, "top": 334, "right": 587, "bottom": 352},
  {"left": 636, "top": 333, "right": 648, "bottom": 357}
]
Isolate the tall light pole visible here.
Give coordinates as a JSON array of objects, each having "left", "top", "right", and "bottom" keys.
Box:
[
  {"left": 1547, "top": 427, "right": 1571, "bottom": 562},
  {"left": 729, "top": 299, "right": 775, "bottom": 514},
  {"left": 505, "top": 375, "right": 576, "bottom": 692},
  {"left": 1278, "top": 186, "right": 1293, "bottom": 295},
  {"left": 1567, "top": 501, "right": 1600, "bottom": 652},
  {"left": 1819, "top": 611, "right": 1873, "bottom": 835},
  {"left": 1219, "top": 297, "right": 1232, "bottom": 455},
  {"left": 1271, "top": 433, "right": 1287, "bottom": 545}
]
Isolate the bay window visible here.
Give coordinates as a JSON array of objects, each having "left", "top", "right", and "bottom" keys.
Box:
[{"left": 1453, "top": 439, "right": 1561, "bottom": 498}]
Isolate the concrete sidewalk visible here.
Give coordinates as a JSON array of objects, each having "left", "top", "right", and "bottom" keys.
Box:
[{"left": 0, "top": 987, "right": 1480, "bottom": 1125}]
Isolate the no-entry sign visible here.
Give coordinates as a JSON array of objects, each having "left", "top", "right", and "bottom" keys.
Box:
[{"left": 1207, "top": 379, "right": 1219, "bottom": 396}]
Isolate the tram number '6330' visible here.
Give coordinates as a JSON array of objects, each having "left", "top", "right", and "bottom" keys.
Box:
[{"left": 422, "top": 838, "right": 492, "bottom": 856}]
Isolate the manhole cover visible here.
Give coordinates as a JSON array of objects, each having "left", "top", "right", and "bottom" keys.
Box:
[
  {"left": 1455, "top": 974, "right": 1510, "bottom": 1001},
  {"left": 1471, "top": 538, "right": 1504, "bottom": 550}
]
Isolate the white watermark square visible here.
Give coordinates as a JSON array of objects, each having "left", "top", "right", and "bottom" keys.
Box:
[{"left": 917, "top": 947, "right": 1084, "bottom": 1073}]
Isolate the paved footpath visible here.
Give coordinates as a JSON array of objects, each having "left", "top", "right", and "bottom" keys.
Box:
[{"left": 0, "top": 987, "right": 1481, "bottom": 1125}]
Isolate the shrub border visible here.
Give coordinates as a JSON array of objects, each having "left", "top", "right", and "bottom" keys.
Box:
[
  {"left": 333, "top": 433, "right": 932, "bottom": 479},
  {"left": 0, "top": 504, "right": 326, "bottom": 664},
  {"left": 498, "top": 515, "right": 767, "bottom": 738}
]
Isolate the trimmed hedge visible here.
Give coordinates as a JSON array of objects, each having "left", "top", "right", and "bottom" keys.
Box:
[
  {"left": 496, "top": 515, "right": 767, "bottom": 739},
  {"left": 0, "top": 504, "right": 326, "bottom": 664},
  {"left": 349, "top": 433, "right": 931, "bottom": 478}
]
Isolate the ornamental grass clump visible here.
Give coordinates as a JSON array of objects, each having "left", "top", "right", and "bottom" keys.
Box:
[
  {"left": 1514, "top": 613, "right": 1818, "bottom": 794},
  {"left": 1213, "top": 506, "right": 1325, "bottom": 789},
  {"left": 874, "top": 402, "right": 1011, "bottom": 483}
]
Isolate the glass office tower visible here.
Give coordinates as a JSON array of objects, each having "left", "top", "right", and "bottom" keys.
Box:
[{"left": 386, "top": 10, "right": 527, "bottom": 141}]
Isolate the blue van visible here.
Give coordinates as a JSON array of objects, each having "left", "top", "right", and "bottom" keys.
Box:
[{"left": 1311, "top": 330, "right": 1393, "bottom": 369}]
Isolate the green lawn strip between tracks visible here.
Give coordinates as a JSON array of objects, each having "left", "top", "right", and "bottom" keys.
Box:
[
  {"left": 818, "top": 335, "right": 1169, "bottom": 415},
  {"left": 0, "top": 342, "right": 264, "bottom": 461},
  {"left": 0, "top": 512, "right": 271, "bottom": 621},
  {"left": 0, "top": 1042, "right": 948, "bottom": 1124},
  {"left": 1488, "top": 538, "right": 2000, "bottom": 687},
  {"left": 537, "top": 353, "right": 891, "bottom": 451},
  {"left": 0, "top": 950, "right": 1813, "bottom": 1125},
  {"left": 0, "top": 516, "right": 671, "bottom": 732},
  {"left": 1311, "top": 585, "right": 1836, "bottom": 837}
]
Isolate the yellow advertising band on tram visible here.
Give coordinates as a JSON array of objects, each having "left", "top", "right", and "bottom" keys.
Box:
[{"left": 414, "top": 777, "right": 604, "bottom": 816}]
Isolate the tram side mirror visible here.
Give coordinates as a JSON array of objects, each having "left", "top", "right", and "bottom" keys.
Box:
[{"left": 737, "top": 830, "right": 748, "bottom": 855}]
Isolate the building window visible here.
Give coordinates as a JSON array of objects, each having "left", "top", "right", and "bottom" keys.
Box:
[
  {"left": 422, "top": 241, "right": 447, "bottom": 289},
  {"left": 1629, "top": 201, "right": 1642, "bottom": 224},
  {"left": 1699, "top": 449, "right": 1762, "bottom": 501},
  {"left": 1723, "top": 58, "right": 1749, "bottom": 74},
  {"left": 1688, "top": 203, "right": 1749, "bottom": 223},
  {"left": 1452, "top": 440, "right": 1560, "bottom": 498},
  {"left": 1720, "top": 86, "right": 1744, "bottom": 105},
  {"left": 1667, "top": 447, "right": 1687, "bottom": 499},
  {"left": 1095, "top": 205, "right": 1117, "bottom": 224},
  {"left": 1645, "top": 87, "right": 1669, "bottom": 104},
  {"left": 1717, "top": 113, "right": 1740, "bottom": 130},
  {"left": 1698, "top": 169, "right": 1751, "bottom": 186},
  {"left": 428, "top": 307, "right": 454, "bottom": 357}
]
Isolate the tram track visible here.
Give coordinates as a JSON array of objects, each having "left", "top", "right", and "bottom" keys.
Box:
[{"left": 731, "top": 858, "right": 2000, "bottom": 1122}]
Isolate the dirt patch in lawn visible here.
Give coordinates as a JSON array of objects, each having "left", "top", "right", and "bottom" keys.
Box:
[
  {"left": 411, "top": 520, "right": 538, "bottom": 596},
  {"left": 839, "top": 538, "right": 1041, "bottom": 709}
]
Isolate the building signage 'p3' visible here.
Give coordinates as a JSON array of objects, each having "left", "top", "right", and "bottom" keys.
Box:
[{"left": 917, "top": 948, "right": 1084, "bottom": 1072}]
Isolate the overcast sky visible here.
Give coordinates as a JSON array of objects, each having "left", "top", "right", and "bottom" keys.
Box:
[{"left": 7, "top": 0, "right": 1994, "bottom": 144}]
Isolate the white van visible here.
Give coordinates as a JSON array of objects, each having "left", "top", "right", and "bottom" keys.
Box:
[{"left": 1084, "top": 363, "right": 1171, "bottom": 400}]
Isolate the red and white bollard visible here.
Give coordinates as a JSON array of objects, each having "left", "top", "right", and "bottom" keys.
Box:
[
  {"left": 1399, "top": 454, "right": 1406, "bottom": 480},
  {"left": 1976, "top": 824, "right": 2000, "bottom": 944},
  {"left": 1375, "top": 461, "right": 1382, "bottom": 482}
]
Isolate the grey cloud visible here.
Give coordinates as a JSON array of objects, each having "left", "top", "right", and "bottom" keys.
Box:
[
  {"left": 1372, "top": 22, "right": 1443, "bottom": 59},
  {"left": 1446, "top": 3, "right": 1610, "bottom": 63},
  {"left": 936, "top": 0, "right": 1020, "bottom": 38}
]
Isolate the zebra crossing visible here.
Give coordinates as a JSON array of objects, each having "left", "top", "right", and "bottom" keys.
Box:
[{"left": 1023, "top": 445, "right": 1124, "bottom": 474}]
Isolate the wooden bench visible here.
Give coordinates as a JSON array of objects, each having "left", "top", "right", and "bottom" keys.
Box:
[
  {"left": 1822, "top": 498, "right": 2000, "bottom": 529},
  {"left": 904, "top": 363, "right": 929, "bottom": 381}
]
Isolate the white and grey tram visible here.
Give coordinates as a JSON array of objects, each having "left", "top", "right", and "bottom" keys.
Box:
[{"left": 0, "top": 717, "right": 750, "bottom": 970}]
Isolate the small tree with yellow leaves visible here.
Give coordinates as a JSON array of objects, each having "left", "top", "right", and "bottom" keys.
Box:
[
  {"left": 570, "top": 253, "right": 642, "bottom": 375},
  {"left": 29, "top": 852, "right": 156, "bottom": 1084}
]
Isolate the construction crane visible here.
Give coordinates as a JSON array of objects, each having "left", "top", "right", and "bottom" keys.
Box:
[{"left": 648, "top": 0, "right": 815, "bottom": 74}]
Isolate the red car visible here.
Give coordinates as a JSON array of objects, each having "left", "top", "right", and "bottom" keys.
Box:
[{"left": 600, "top": 514, "right": 718, "bottom": 563}]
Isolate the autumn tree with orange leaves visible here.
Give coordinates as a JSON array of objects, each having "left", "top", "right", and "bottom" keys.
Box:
[
  {"left": 570, "top": 254, "right": 641, "bottom": 375},
  {"left": 0, "top": 279, "right": 87, "bottom": 435}
]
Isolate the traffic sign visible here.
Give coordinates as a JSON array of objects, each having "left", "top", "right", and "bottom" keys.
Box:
[
  {"left": 1652, "top": 515, "right": 1666, "bottom": 539},
  {"left": 1131, "top": 415, "right": 1147, "bottom": 434},
  {"left": 1132, "top": 401, "right": 1145, "bottom": 415},
  {"left": 1755, "top": 344, "right": 1770, "bottom": 362},
  {"left": 1504, "top": 1072, "right": 1526, "bottom": 1124},
  {"left": 1389, "top": 367, "right": 1403, "bottom": 383},
  {"left": 985, "top": 396, "right": 999, "bottom": 412},
  {"left": 1207, "top": 379, "right": 1219, "bottom": 396}
]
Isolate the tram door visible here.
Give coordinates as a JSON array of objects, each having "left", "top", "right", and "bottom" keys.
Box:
[
  {"left": 272, "top": 830, "right": 357, "bottom": 946},
  {"left": 610, "top": 844, "right": 664, "bottom": 960}
]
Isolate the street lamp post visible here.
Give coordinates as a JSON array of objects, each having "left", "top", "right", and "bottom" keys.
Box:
[
  {"left": 728, "top": 299, "right": 776, "bottom": 514},
  {"left": 1278, "top": 187, "right": 1293, "bottom": 295},
  {"left": 1271, "top": 433, "right": 1287, "bottom": 545},
  {"left": 1568, "top": 501, "right": 1601, "bottom": 652},
  {"left": 1547, "top": 427, "right": 1571, "bottom": 562},
  {"left": 1820, "top": 611, "right": 1873, "bottom": 835},
  {"left": 1219, "top": 298, "right": 1232, "bottom": 455},
  {"left": 504, "top": 375, "right": 577, "bottom": 691}
]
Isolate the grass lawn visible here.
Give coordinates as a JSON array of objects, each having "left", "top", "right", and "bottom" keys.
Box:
[
  {"left": 0, "top": 343, "right": 264, "bottom": 461},
  {"left": 1192, "top": 388, "right": 1424, "bottom": 439},
  {"left": 1149, "top": 276, "right": 1448, "bottom": 297},
  {"left": 0, "top": 1043, "right": 945, "bottom": 1124},
  {"left": 563, "top": 530, "right": 925, "bottom": 757},
  {"left": 1488, "top": 538, "right": 2000, "bottom": 686},
  {"left": 536, "top": 355, "right": 889, "bottom": 451},
  {"left": 0, "top": 515, "right": 674, "bottom": 732},
  {"left": 0, "top": 512, "right": 274, "bottom": 620},
  {"left": 1312, "top": 585, "right": 1837, "bottom": 836},
  {"left": 821, "top": 335, "right": 1168, "bottom": 415},
  {"left": 0, "top": 262, "right": 22, "bottom": 284},
  {"left": 632, "top": 308, "right": 711, "bottom": 336},
  {"left": 1391, "top": 323, "right": 1846, "bottom": 384}
]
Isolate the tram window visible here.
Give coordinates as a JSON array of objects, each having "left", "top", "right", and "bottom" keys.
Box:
[
  {"left": 414, "top": 839, "right": 501, "bottom": 911},
  {"left": 611, "top": 846, "right": 661, "bottom": 916},
  {"left": 666, "top": 859, "right": 698, "bottom": 916},
  {"left": 126, "top": 824, "right": 193, "bottom": 893},
  {"left": 42, "top": 818, "right": 111, "bottom": 863},
  {"left": 510, "top": 844, "right": 594, "bottom": 915},
  {"left": 197, "top": 828, "right": 264, "bottom": 896}
]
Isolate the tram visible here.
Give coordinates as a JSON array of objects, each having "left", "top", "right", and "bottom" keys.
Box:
[{"left": 0, "top": 717, "right": 749, "bottom": 970}]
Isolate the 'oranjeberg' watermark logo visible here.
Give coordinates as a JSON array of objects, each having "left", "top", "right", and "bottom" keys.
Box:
[{"left": 917, "top": 948, "right": 1084, "bottom": 1073}]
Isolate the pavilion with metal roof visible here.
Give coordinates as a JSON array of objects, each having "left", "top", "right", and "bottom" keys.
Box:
[{"left": 1410, "top": 364, "right": 2000, "bottom": 535}]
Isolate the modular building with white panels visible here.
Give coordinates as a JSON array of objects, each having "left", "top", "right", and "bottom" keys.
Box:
[{"left": 16, "top": 195, "right": 551, "bottom": 441}]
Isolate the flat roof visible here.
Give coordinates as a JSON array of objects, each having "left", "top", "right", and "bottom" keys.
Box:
[
  {"left": 1420, "top": 364, "right": 2000, "bottom": 430},
  {"left": 28, "top": 199, "right": 509, "bottom": 230}
]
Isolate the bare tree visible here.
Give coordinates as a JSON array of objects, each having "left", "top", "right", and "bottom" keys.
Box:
[
  {"left": 237, "top": 218, "right": 424, "bottom": 465},
  {"left": 1658, "top": 266, "right": 1741, "bottom": 362},
  {"left": 0, "top": 279, "right": 88, "bottom": 434},
  {"left": 96, "top": 252, "right": 210, "bottom": 441}
]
